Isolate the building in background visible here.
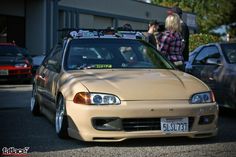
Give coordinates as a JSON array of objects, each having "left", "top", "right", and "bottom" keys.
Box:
[{"left": 0, "top": 0, "right": 197, "bottom": 55}]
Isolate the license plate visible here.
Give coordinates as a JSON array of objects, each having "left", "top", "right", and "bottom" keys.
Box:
[
  {"left": 0, "top": 70, "right": 8, "bottom": 76},
  {"left": 161, "top": 117, "right": 189, "bottom": 133}
]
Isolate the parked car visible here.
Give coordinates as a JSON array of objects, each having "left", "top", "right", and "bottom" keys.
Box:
[
  {"left": 18, "top": 47, "right": 33, "bottom": 65},
  {"left": 0, "top": 43, "right": 32, "bottom": 82},
  {"left": 186, "top": 42, "right": 236, "bottom": 110},
  {"left": 31, "top": 30, "right": 218, "bottom": 142}
]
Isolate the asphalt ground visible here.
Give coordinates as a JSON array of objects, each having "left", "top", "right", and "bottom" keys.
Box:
[{"left": 0, "top": 84, "right": 236, "bottom": 157}]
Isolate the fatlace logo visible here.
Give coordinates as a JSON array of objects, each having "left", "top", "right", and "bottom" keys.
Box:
[{"left": 1, "top": 147, "right": 30, "bottom": 156}]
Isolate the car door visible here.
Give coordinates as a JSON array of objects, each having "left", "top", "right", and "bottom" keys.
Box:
[
  {"left": 216, "top": 43, "right": 236, "bottom": 105},
  {"left": 37, "top": 45, "right": 62, "bottom": 111},
  {"left": 190, "top": 45, "right": 222, "bottom": 90},
  {"left": 44, "top": 45, "right": 63, "bottom": 112},
  {"left": 36, "top": 56, "right": 51, "bottom": 104}
]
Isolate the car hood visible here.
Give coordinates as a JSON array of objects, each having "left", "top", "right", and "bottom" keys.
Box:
[{"left": 64, "top": 69, "right": 209, "bottom": 100}]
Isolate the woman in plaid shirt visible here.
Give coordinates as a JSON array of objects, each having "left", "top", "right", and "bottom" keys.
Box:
[{"left": 157, "top": 13, "right": 185, "bottom": 70}]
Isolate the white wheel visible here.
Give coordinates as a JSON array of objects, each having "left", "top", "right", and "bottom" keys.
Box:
[
  {"left": 55, "top": 95, "right": 68, "bottom": 138},
  {"left": 31, "top": 85, "right": 40, "bottom": 116}
]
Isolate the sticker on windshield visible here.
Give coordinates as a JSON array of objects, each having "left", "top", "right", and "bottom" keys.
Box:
[{"left": 95, "top": 64, "right": 112, "bottom": 69}]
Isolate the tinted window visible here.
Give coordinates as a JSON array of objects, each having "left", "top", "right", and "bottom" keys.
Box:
[
  {"left": 188, "top": 50, "right": 198, "bottom": 64},
  {"left": 64, "top": 39, "right": 173, "bottom": 70},
  {"left": 0, "top": 45, "right": 23, "bottom": 57},
  {"left": 42, "top": 44, "right": 62, "bottom": 66},
  {"left": 193, "top": 46, "right": 221, "bottom": 64},
  {"left": 18, "top": 47, "right": 33, "bottom": 63},
  {"left": 221, "top": 43, "right": 236, "bottom": 64},
  {"left": 44, "top": 45, "right": 62, "bottom": 72}
]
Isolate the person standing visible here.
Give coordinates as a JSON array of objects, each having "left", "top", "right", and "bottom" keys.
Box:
[
  {"left": 169, "top": 6, "right": 190, "bottom": 62},
  {"left": 157, "top": 13, "right": 185, "bottom": 70},
  {"left": 146, "top": 20, "right": 159, "bottom": 47}
]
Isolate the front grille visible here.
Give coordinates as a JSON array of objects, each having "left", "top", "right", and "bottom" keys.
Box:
[
  {"left": 122, "top": 118, "right": 161, "bottom": 131},
  {"left": 122, "top": 117, "right": 194, "bottom": 132}
]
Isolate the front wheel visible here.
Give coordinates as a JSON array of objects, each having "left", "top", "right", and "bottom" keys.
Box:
[
  {"left": 30, "top": 85, "right": 40, "bottom": 116},
  {"left": 55, "top": 95, "right": 68, "bottom": 138}
]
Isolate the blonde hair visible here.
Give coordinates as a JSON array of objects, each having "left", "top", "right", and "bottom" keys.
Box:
[{"left": 165, "top": 13, "right": 182, "bottom": 32}]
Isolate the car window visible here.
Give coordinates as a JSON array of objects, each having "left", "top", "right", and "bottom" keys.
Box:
[
  {"left": 44, "top": 45, "right": 63, "bottom": 72},
  {"left": 0, "top": 45, "right": 23, "bottom": 57},
  {"left": 193, "top": 46, "right": 221, "bottom": 65},
  {"left": 120, "top": 46, "right": 137, "bottom": 63},
  {"left": 221, "top": 43, "right": 236, "bottom": 64},
  {"left": 18, "top": 47, "right": 33, "bottom": 63},
  {"left": 64, "top": 39, "right": 173, "bottom": 70},
  {"left": 42, "top": 44, "right": 62, "bottom": 66},
  {"left": 188, "top": 51, "right": 198, "bottom": 64}
]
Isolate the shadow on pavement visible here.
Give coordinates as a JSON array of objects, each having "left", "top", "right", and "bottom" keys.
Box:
[
  {"left": 0, "top": 85, "right": 236, "bottom": 153},
  {"left": 0, "top": 106, "right": 236, "bottom": 153}
]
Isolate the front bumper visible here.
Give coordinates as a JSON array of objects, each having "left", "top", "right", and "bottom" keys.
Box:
[
  {"left": 0, "top": 68, "right": 32, "bottom": 82},
  {"left": 66, "top": 100, "right": 218, "bottom": 142}
]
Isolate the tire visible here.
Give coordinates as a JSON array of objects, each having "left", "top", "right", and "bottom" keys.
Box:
[
  {"left": 55, "top": 95, "right": 68, "bottom": 138},
  {"left": 30, "top": 85, "right": 41, "bottom": 116}
]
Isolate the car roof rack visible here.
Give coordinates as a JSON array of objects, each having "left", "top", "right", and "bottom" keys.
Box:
[{"left": 58, "top": 28, "right": 147, "bottom": 40}]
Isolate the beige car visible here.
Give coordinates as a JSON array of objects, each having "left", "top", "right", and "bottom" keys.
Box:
[{"left": 31, "top": 31, "right": 218, "bottom": 142}]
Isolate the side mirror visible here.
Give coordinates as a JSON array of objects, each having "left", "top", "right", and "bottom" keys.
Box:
[
  {"left": 206, "top": 58, "right": 222, "bottom": 66},
  {"left": 48, "top": 59, "right": 60, "bottom": 72},
  {"left": 48, "top": 59, "right": 57, "bottom": 66}
]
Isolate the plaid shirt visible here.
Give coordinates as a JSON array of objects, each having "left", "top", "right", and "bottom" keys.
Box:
[{"left": 157, "top": 31, "right": 184, "bottom": 62}]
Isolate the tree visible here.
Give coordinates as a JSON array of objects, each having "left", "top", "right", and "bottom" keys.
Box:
[
  {"left": 194, "top": 0, "right": 236, "bottom": 33},
  {"left": 151, "top": 0, "right": 236, "bottom": 33},
  {"left": 151, "top": 0, "right": 195, "bottom": 12}
]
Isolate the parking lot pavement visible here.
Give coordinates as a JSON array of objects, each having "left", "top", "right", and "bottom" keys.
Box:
[
  {"left": 0, "top": 84, "right": 236, "bottom": 157},
  {"left": 0, "top": 84, "right": 32, "bottom": 109}
]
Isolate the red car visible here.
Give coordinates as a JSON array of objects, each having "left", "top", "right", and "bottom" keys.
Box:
[{"left": 0, "top": 43, "right": 32, "bottom": 82}]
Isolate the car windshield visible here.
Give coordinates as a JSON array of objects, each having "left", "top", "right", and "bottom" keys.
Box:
[
  {"left": 0, "top": 45, "right": 23, "bottom": 57},
  {"left": 64, "top": 39, "right": 174, "bottom": 70},
  {"left": 221, "top": 43, "right": 236, "bottom": 64}
]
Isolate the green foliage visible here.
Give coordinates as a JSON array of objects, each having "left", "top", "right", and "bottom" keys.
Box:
[
  {"left": 189, "top": 34, "right": 221, "bottom": 52},
  {"left": 151, "top": 0, "right": 178, "bottom": 8},
  {"left": 151, "top": 0, "right": 195, "bottom": 12},
  {"left": 151, "top": 0, "right": 236, "bottom": 33},
  {"left": 194, "top": 0, "right": 236, "bottom": 33},
  {"left": 228, "top": 24, "right": 236, "bottom": 39}
]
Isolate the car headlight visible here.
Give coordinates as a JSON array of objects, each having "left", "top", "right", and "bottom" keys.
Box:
[
  {"left": 190, "top": 91, "right": 215, "bottom": 104},
  {"left": 73, "top": 92, "right": 121, "bottom": 105},
  {"left": 15, "top": 63, "right": 28, "bottom": 67}
]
